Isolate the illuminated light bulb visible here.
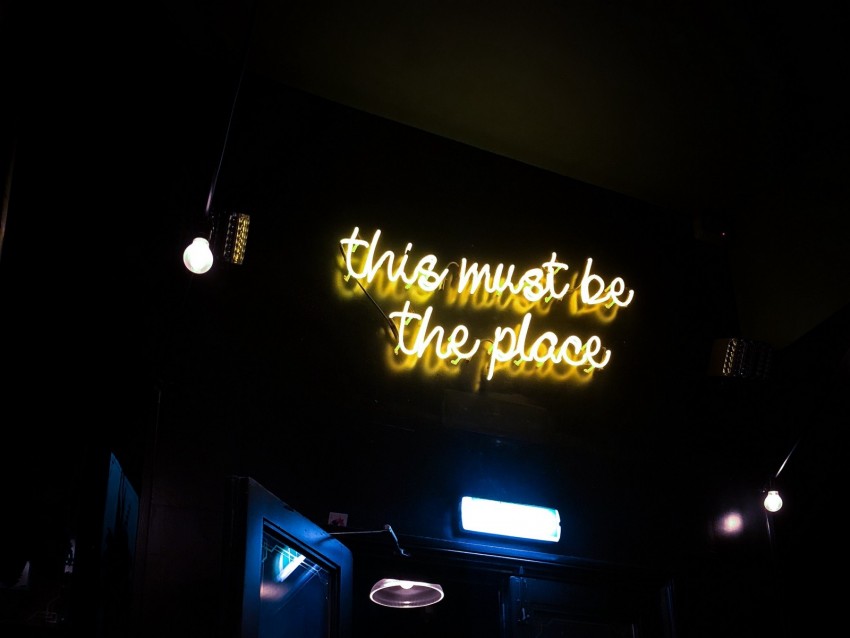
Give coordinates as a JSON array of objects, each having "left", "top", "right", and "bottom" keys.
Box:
[
  {"left": 719, "top": 511, "right": 743, "bottom": 535},
  {"left": 183, "top": 237, "right": 214, "bottom": 274},
  {"left": 764, "top": 490, "right": 783, "bottom": 512}
]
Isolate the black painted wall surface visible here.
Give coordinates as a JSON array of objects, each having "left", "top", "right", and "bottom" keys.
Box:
[{"left": 2, "top": 9, "right": 845, "bottom": 637}]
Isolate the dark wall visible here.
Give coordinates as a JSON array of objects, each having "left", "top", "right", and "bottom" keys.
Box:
[
  {"left": 4, "top": 8, "right": 843, "bottom": 636},
  {"left": 121, "top": 68, "right": 740, "bottom": 636}
]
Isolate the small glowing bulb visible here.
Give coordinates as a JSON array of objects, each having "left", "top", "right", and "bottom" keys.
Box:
[
  {"left": 764, "top": 490, "right": 783, "bottom": 512},
  {"left": 400, "top": 581, "right": 414, "bottom": 590},
  {"left": 720, "top": 512, "right": 743, "bottom": 535},
  {"left": 183, "top": 237, "right": 214, "bottom": 274}
]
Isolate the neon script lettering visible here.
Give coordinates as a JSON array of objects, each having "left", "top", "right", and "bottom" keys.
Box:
[
  {"left": 339, "top": 227, "right": 634, "bottom": 380},
  {"left": 340, "top": 227, "right": 633, "bottom": 308}
]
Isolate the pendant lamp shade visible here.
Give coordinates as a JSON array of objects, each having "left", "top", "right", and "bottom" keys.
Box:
[{"left": 369, "top": 578, "right": 444, "bottom": 608}]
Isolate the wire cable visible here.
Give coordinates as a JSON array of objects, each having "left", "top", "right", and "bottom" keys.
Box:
[{"left": 203, "top": 0, "right": 259, "bottom": 231}]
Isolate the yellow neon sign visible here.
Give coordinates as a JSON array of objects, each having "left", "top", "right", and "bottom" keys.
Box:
[{"left": 338, "top": 226, "right": 635, "bottom": 381}]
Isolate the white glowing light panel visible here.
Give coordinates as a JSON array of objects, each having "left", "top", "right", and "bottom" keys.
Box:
[{"left": 460, "top": 496, "right": 561, "bottom": 542}]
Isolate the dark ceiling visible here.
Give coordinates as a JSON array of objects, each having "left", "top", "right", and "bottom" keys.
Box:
[
  {"left": 173, "top": 0, "right": 850, "bottom": 350},
  {"left": 3, "top": 0, "right": 848, "bottom": 348}
]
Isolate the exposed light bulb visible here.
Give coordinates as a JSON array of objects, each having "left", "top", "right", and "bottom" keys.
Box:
[
  {"left": 763, "top": 490, "right": 783, "bottom": 513},
  {"left": 719, "top": 511, "right": 743, "bottom": 535},
  {"left": 183, "top": 237, "right": 214, "bottom": 274}
]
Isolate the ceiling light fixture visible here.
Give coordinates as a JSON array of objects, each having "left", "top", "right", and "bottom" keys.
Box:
[
  {"left": 183, "top": 237, "right": 214, "bottom": 274},
  {"left": 762, "top": 437, "right": 800, "bottom": 513},
  {"left": 329, "top": 524, "right": 444, "bottom": 608},
  {"left": 182, "top": 7, "right": 255, "bottom": 275},
  {"left": 369, "top": 578, "right": 444, "bottom": 609},
  {"left": 460, "top": 496, "right": 561, "bottom": 542},
  {"left": 763, "top": 490, "right": 783, "bottom": 513}
]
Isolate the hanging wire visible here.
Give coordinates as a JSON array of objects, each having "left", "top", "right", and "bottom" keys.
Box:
[
  {"left": 774, "top": 436, "right": 801, "bottom": 479},
  {"left": 329, "top": 524, "right": 411, "bottom": 557},
  {"left": 0, "top": 138, "right": 15, "bottom": 262},
  {"left": 338, "top": 241, "right": 400, "bottom": 341},
  {"left": 202, "top": 0, "right": 259, "bottom": 236}
]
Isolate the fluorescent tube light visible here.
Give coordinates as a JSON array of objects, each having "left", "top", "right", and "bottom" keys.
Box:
[{"left": 460, "top": 496, "right": 561, "bottom": 542}]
